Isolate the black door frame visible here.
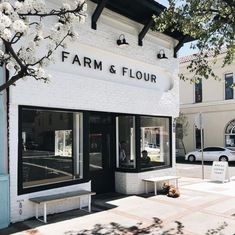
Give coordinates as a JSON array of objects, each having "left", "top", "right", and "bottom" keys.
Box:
[{"left": 88, "top": 112, "right": 116, "bottom": 193}]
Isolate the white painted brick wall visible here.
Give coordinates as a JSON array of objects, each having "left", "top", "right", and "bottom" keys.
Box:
[
  {"left": 115, "top": 166, "right": 176, "bottom": 195},
  {"left": 8, "top": 0, "right": 179, "bottom": 222}
]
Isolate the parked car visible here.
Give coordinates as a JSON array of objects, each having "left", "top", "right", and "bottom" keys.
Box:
[{"left": 185, "top": 147, "right": 235, "bottom": 162}]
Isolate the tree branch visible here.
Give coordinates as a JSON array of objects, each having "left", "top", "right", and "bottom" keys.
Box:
[
  {"left": 4, "top": 40, "right": 25, "bottom": 69},
  {"left": 0, "top": 70, "right": 26, "bottom": 92},
  {"left": 28, "top": 31, "right": 71, "bottom": 67},
  {"left": 18, "top": 3, "right": 84, "bottom": 18}
]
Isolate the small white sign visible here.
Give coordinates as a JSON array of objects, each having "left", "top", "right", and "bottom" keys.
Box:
[{"left": 211, "top": 161, "right": 230, "bottom": 183}]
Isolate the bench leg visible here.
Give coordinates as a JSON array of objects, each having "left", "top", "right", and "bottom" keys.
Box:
[
  {"left": 145, "top": 182, "right": 148, "bottom": 194},
  {"left": 35, "top": 204, "right": 39, "bottom": 220},
  {"left": 43, "top": 203, "right": 47, "bottom": 223},
  {"left": 154, "top": 182, "right": 157, "bottom": 195},
  {"left": 88, "top": 195, "right": 91, "bottom": 212},
  {"left": 79, "top": 196, "right": 83, "bottom": 210},
  {"left": 79, "top": 195, "right": 92, "bottom": 213},
  {"left": 176, "top": 178, "right": 179, "bottom": 189}
]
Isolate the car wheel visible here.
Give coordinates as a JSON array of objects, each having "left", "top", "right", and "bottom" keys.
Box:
[
  {"left": 188, "top": 155, "right": 196, "bottom": 162},
  {"left": 219, "top": 156, "right": 228, "bottom": 162}
]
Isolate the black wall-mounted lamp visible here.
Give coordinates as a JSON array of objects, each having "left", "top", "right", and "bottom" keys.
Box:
[
  {"left": 157, "top": 49, "right": 168, "bottom": 59},
  {"left": 117, "top": 34, "right": 129, "bottom": 47}
]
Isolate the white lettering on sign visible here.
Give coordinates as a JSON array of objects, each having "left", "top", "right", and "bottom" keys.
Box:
[{"left": 211, "top": 161, "right": 230, "bottom": 183}]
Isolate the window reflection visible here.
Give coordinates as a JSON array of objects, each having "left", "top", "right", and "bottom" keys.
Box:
[
  {"left": 89, "top": 133, "right": 103, "bottom": 171},
  {"left": 140, "top": 117, "right": 170, "bottom": 169},
  {"left": 21, "top": 108, "right": 83, "bottom": 189},
  {"left": 117, "top": 116, "right": 135, "bottom": 169}
]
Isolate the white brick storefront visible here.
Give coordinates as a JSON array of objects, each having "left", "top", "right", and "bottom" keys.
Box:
[{"left": 8, "top": 1, "right": 179, "bottom": 222}]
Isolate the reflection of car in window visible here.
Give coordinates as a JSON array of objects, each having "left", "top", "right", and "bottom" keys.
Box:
[
  {"left": 145, "top": 143, "right": 159, "bottom": 148},
  {"left": 144, "top": 143, "right": 160, "bottom": 156}
]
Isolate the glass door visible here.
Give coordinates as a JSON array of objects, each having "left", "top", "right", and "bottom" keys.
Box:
[{"left": 89, "top": 113, "right": 115, "bottom": 193}]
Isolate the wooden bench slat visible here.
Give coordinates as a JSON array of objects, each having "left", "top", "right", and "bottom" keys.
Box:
[{"left": 29, "top": 190, "right": 96, "bottom": 204}]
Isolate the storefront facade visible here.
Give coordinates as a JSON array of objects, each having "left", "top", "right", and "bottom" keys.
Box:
[{"left": 7, "top": 0, "right": 187, "bottom": 223}]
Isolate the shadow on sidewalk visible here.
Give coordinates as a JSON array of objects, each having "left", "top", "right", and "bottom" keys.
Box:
[{"left": 0, "top": 193, "right": 230, "bottom": 235}]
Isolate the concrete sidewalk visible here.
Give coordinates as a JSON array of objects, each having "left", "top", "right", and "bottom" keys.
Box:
[{"left": 1, "top": 177, "right": 235, "bottom": 235}]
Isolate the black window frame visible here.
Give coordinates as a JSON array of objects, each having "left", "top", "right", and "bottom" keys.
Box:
[
  {"left": 18, "top": 106, "right": 173, "bottom": 194},
  {"left": 115, "top": 114, "right": 173, "bottom": 173},
  {"left": 18, "top": 106, "right": 90, "bottom": 195}
]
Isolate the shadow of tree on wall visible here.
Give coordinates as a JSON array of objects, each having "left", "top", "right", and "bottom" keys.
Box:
[{"left": 64, "top": 218, "right": 228, "bottom": 235}]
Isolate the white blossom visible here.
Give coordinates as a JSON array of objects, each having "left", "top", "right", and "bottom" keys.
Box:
[
  {"left": 40, "top": 58, "right": 50, "bottom": 67},
  {"left": 62, "top": 3, "right": 71, "bottom": 10},
  {"left": 0, "top": 13, "right": 12, "bottom": 27},
  {"left": 3, "top": 53, "right": 10, "bottom": 60},
  {"left": 36, "top": 67, "right": 45, "bottom": 77},
  {"left": 6, "top": 61, "right": 14, "bottom": 70},
  {"left": 32, "top": 0, "right": 46, "bottom": 12},
  {"left": 79, "top": 15, "right": 86, "bottom": 24},
  {"left": 12, "top": 20, "right": 28, "bottom": 33},
  {"left": 2, "top": 28, "right": 12, "bottom": 41},
  {"left": 0, "top": 2, "right": 13, "bottom": 14},
  {"left": 8, "top": 12, "right": 19, "bottom": 22},
  {"left": 75, "top": 0, "right": 85, "bottom": 5},
  {"left": 15, "top": 1, "right": 23, "bottom": 11},
  {"left": 82, "top": 3, "right": 87, "bottom": 12},
  {"left": 0, "top": 0, "right": 88, "bottom": 90},
  {"left": 62, "top": 42, "right": 68, "bottom": 48},
  {"left": 22, "top": 0, "right": 34, "bottom": 13}
]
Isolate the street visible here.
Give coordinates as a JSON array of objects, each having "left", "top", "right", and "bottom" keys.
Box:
[{"left": 176, "top": 157, "right": 235, "bottom": 179}]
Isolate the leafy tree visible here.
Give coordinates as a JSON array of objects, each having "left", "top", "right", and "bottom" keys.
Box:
[
  {"left": 0, "top": 0, "right": 87, "bottom": 92},
  {"left": 153, "top": 0, "right": 235, "bottom": 82}
]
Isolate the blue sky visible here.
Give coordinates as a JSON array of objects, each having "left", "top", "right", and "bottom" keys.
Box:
[{"left": 157, "top": 0, "right": 197, "bottom": 57}]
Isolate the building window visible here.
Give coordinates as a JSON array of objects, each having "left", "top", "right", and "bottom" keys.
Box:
[
  {"left": 225, "top": 73, "right": 233, "bottom": 100},
  {"left": 225, "top": 119, "right": 235, "bottom": 148},
  {"left": 140, "top": 116, "right": 170, "bottom": 170},
  {"left": 116, "top": 116, "right": 135, "bottom": 169},
  {"left": 19, "top": 107, "right": 83, "bottom": 190},
  {"left": 195, "top": 79, "right": 202, "bottom": 103}
]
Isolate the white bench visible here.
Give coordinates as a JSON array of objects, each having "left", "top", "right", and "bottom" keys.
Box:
[
  {"left": 29, "top": 190, "right": 96, "bottom": 223},
  {"left": 142, "top": 176, "right": 180, "bottom": 195}
]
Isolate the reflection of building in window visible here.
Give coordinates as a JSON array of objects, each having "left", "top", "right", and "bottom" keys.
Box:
[
  {"left": 20, "top": 108, "right": 83, "bottom": 189},
  {"left": 89, "top": 133, "right": 103, "bottom": 171},
  {"left": 117, "top": 116, "right": 135, "bottom": 169},
  {"left": 140, "top": 117, "right": 170, "bottom": 170},
  {"left": 141, "top": 127, "right": 162, "bottom": 161},
  {"left": 55, "top": 130, "right": 72, "bottom": 157}
]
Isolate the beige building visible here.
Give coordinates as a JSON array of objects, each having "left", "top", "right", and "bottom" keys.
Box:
[{"left": 179, "top": 51, "right": 235, "bottom": 154}]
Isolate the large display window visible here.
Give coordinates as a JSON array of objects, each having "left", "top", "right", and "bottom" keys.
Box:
[
  {"left": 18, "top": 107, "right": 172, "bottom": 194},
  {"left": 116, "top": 115, "right": 171, "bottom": 171},
  {"left": 19, "top": 107, "right": 83, "bottom": 190}
]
